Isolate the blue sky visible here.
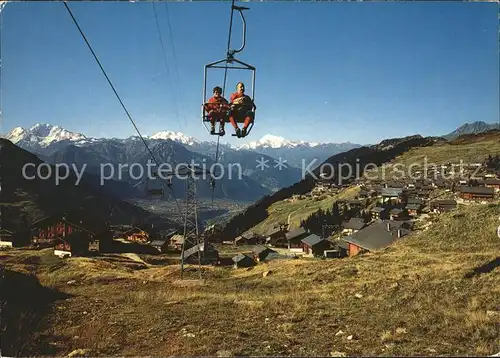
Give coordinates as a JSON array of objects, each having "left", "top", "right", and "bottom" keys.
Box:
[{"left": 2, "top": 1, "right": 498, "bottom": 145}]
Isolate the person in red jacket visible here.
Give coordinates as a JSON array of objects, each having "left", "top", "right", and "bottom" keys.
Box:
[
  {"left": 228, "top": 82, "right": 256, "bottom": 137},
  {"left": 204, "top": 86, "right": 229, "bottom": 135}
]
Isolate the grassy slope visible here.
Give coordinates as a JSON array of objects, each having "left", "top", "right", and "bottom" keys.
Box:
[
  {"left": 368, "top": 134, "right": 500, "bottom": 179},
  {"left": 250, "top": 186, "right": 360, "bottom": 235},
  {"left": 248, "top": 134, "right": 500, "bottom": 236},
  {"left": 1, "top": 203, "right": 499, "bottom": 356}
]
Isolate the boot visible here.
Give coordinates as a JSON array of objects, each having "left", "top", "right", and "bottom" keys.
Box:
[
  {"left": 210, "top": 124, "right": 216, "bottom": 135},
  {"left": 241, "top": 127, "right": 247, "bottom": 137},
  {"left": 235, "top": 128, "right": 241, "bottom": 138}
]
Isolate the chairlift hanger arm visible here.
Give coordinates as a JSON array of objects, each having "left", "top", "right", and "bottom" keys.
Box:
[{"left": 227, "top": 5, "right": 248, "bottom": 57}]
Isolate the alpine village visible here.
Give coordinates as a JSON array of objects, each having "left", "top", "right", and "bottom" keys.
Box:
[{"left": 1, "top": 124, "right": 499, "bottom": 357}]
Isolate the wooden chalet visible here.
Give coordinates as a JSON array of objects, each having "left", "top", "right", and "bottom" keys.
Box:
[
  {"left": 54, "top": 231, "right": 99, "bottom": 258},
  {"left": 182, "top": 243, "right": 219, "bottom": 265},
  {"left": 234, "top": 232, "right": 262, "bottom": 246},
  {"left": 265, "top": 226, "right": 287, "bottom": 247},
  {"left": 150, "top": 239, "right": 168, "bottom": 253},
  {"left": 30, "top": 211, "right": 110, "bottom": 249},
  {"left": 0, "top": 229, "right": 14, "bottom": 248},
  {"left": 169, "top": 234, "right": 185, "bottom": 251},
  {"left": 123, "top": 227, "right": 150, "bottom": 244},
  {"left": 370, "top": 207, "right": 388, "bottom": 220},
  {"left": 389, "top": 208, "right": 407, "bottom": 221},
  {"left": 324, "top": 238, "right": 349, "bottom": 258},
  {"left": 285, "top": 227, "right": 309, "bottom": 250},
  {"left": 252, "top": 245, "right": 277, "bottom": 262},
  {"left": 341, "top": 218, "right": 368, "bottom": 236},
  {"left": 459, "top": 186, "right": 495, "bottom": 201},
  {"left": 381, "top": 187, "right": 405, "bottom": 204},
  {"left": 430, "top": 200, "right": 457, "bottom": 213},
  {"left": 347, "top": 199, "right": 363, "bottom": 210},
  {"left": 357, "top": 190, "right": 370, "bottom": 199},
  {"left": 407, "top": 197, "right": 424, "bottom": 206},
  {"left": 405, "top": 203, "right": 423, "bottom": 217},
  {"left": 301, "top": 234, "right": 331, "bottom": 256},
  {"left": 232, "top": 253, "right": 255, "bottom": 268},
  {"left": 336, "top": 239, "right": 349, "bottom": 257},
  {"left": 343, "top": 221, "right": 409, "bottom": 257},
  {"left": 482, "top": 179, "right": 500, "bottom": 190}
]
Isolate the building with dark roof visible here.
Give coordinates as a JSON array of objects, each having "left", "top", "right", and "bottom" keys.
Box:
[
  {"left": 430, "top": 200, "right": 457, "bottom": 213},
  {"left": 381, "top": 187, "right": 404, "bottom": 198},
  {"left": 405, "top": 203, "right": 423, "bottom": 216},
  {"left": 0, "top": 229, "right": 14, "bottom": 248},
  {"left": 370, "top": 207, "right": 388, "bottom": 220},
  {"left": 459, "top": 186, "right": 495, "bottom": 200},
  {"left": 252, "top": 245, "right": 277, "bottom": 262},
  {"left": 286, "top": 227, "right": 308, "bottom": 249},
  {"left": 347, "top": 199, "right": 363, "bottom": 209},
  {"left": 389, "top": 208, "right": 407, "bottom": 220},
  {"left": 301, "top": 234, "right": 331, "bottom": 256},
  {"left": 232, "top": 253, "right": 255, "bottom": 268},
  {"left": 265, "top": 227, "right": 287, "bottom": 247},
  {"left": 30, "top": 209, "right": 110, "bottom": 246},
  {"left": 342, "top": 218, "right": 368, "bottom": 235},
  {"left": 150, "top": 239, "right": 168, "bottom": 253},
  {"left": 343, "top": 221, "right": 410, "bottom": 256},
  {"left": 182, "top": 242, "right": 219, "bottom": 264},
  {"left": 54, "top": 231, "right": 100, "bottom": 257},
  {"left": 407, "top": 197, "right": 424, "bottom": 205},
  {"left": 234, "top": 232, "right": 263, "bottom": 246},
  {"left": 324, "top": 237, "right": 349, "bottom": 258}
]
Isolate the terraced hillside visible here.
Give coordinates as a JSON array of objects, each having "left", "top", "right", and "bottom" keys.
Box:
[
  {"left": 1, "top": 204, "right": 499, "bottom": 356},
  {"left": 231, "top": 131, "right": 500, "bottom": 237},
  {"left": 368, "top": 130, "right": 500, "bottom": 180},
  {"left": 220, "top": 135, "right": 436, "bottom": 240},
  {"left": 250, "top": 186, "right": 360, "bottom": 235}
]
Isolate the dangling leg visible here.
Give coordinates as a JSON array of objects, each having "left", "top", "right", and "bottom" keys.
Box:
[
  {"left": 214, "top": 111, "right": 225, "bottom": 136},
  {"left": 218, "top": 115, "right": 225, "bottom": 136},
  {"left": 228, "top": 114, "right": 241, "bottom": 137},
  {"left": 241, "top": 114, "right": 253, "bottom": 137},
  {"left": 209, "top": 111, "right": 216, "bottom": 135}
]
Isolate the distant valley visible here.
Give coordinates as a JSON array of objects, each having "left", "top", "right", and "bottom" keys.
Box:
[
  {"left": 4, "top": 124, "right": 363, "bottom": 202},
  {"left": 3, "top": 120, "right": 497, "bottom": 206}
]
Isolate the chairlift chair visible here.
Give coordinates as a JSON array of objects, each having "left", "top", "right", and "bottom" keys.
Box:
[
  {"left": 201, "top": 4, "right": 256, "bottom": 138},
  {"left": 146, "top": 171, "right": 165, "bottom": 199}
]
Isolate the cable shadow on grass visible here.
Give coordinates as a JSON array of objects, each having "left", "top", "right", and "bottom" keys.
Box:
[{"left": 464, "top": 257, "right": 500, "bottom": 279}]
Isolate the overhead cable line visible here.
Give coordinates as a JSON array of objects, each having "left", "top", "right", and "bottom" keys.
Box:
[
  {"left": 163, "top": 1, "right": 188, "bottom": 128},
  {"left": 152, "top": 2, "right": 183, "bottom": 128},
  {"left": 210, "top": 0, "right": 237, "bottom": 208},
  {"left": 62, "top": 1, "right": 181, "bottom": 214}
]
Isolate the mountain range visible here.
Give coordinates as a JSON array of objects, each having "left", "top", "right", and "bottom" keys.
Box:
[
  {"left": 4, "top": 120, "right": 497, "bottom": 202},
  {"left": 442, "top": 121, "right": 499, "bottom": 140},
  {"left": 4, "top": 123, "right": 363, "bottom": 201}
]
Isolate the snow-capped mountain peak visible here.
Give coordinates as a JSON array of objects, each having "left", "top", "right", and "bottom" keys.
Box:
[
  {"left": 149, "top": 130, "right": 199, "bottom": 146},
  {"left": 236, "top": 134, "right": 321, "bottom": 150},
  {"left": 6, "top": 123, "right": 86, "bottom": 147}
]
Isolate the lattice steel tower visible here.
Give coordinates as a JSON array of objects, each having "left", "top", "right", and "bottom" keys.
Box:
[{"left": 179, "top": 165, "right": 210, "bottom": 280}]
